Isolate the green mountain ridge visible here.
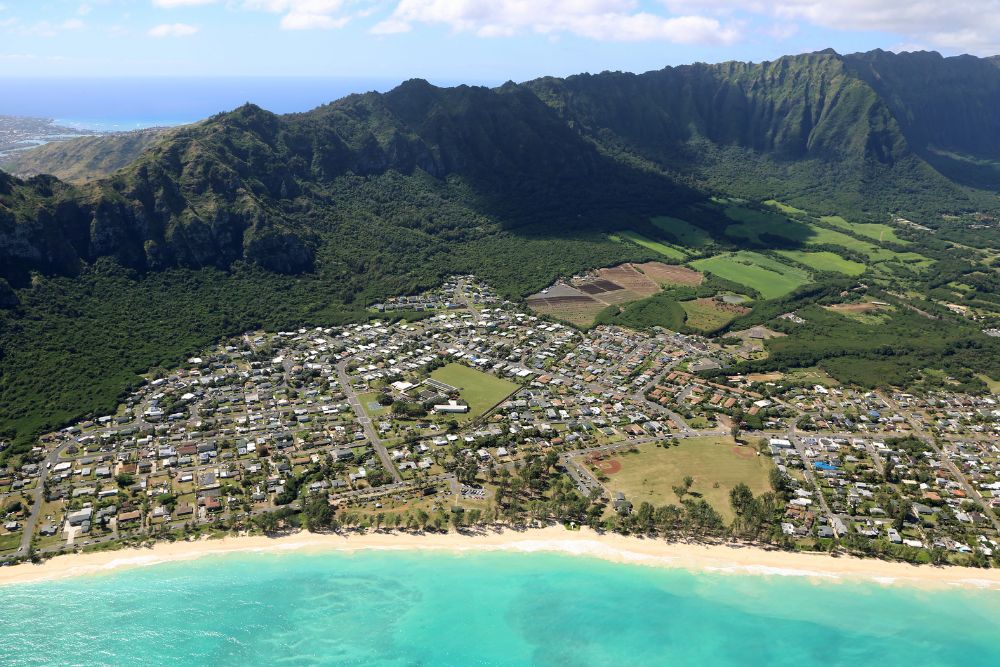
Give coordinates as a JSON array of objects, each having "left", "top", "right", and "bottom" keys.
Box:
[{"left": 2, "top": 48, "right": 1000, "bottom": 451}]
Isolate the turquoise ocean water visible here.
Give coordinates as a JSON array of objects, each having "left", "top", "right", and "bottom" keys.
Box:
[{"left": 1, "top": 550, "right": 999, "bottom": 666}]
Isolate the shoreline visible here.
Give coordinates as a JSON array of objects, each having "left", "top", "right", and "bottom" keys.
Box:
[{"left": 2, "top": 526, "right": 1000, "bottom": 590}]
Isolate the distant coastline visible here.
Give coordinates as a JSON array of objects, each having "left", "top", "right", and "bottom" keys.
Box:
[{"left": 3, "top": 525, "right": 999, "bottom": 590}]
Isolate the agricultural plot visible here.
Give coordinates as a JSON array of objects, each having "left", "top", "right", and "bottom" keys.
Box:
[
  {"left": 611, "top": 231, "right": 688, "bottom": 260},
  {"left": 429, "top": 363, "right": 518, "bottom": 421},
  {"left": 650, "top": 216, "right": 712, "bottom": 247},
  {"left": 776, "top": 250, "right": 866, "bottom": 276},
  {"left": 594, "top": 436, "right": 772, "bottom": 522},
  {"left": 722, "top": 205, "right": 814, "bottom": 245},
  {"left": 634, "top": 262, "right": 704, "bottom": 286},
  {"left": 596, "top": 264, "right": 661, "bottom": 299},
  {"left": 680, "top": 298, "right": 749, "bottom": 333},
  {"left": 527, "top": 264, "right": 666, "bottom": 326},
  {"left": 527, "top": 284, "right": 607, "bottom": 326},
  {"left": 820, "top": 215, "right": 911, "bottom": 245},
  {"left": 690, "top": 251, "right": 811, "bottom": 299}
]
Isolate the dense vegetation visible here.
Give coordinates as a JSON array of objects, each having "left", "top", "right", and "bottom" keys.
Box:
[{"left": 2, "top": 48, "right": 1000, "bottom": 453}]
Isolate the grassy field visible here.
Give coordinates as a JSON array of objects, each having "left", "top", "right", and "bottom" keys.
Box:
[
  {"left": 612, "top": 231, "right": 689, "bottom": 260},
  {"left": 820, "top": 215, "right": 911, "bottom": 245},
  {"left": 650, "top": 216, "right": 711, "bottom": 247},
  {"left": 690, "top": 251, "right": 811, "bottom": 299},
  {"left": 430, "top": 363, "right": 518, "bottom": 420},
  {"left": 598, "top": 436, "right": 772, "bottom": 521},
  {"left": 762, "top": 200, "right": 806, "bottom": 215},
  {"left": 0, "top": 531, "right": 22, "bottom": 553},
  {"left": 776, "top": 250, "right": 867, "bottom": 276},
  {"left": 722, "top": 205, "right": 814, "bottom": 245},
  {"left": 680, "top": 298, "right": 746, "bottom": 332}
]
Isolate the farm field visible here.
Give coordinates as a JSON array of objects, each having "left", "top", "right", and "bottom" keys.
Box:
[
  {"left": 680, "top": 298, "right": 748, "bottom": 332},
  {"left": 611, "top": 231, "right": 688, "bottom": 260},
  {"left": 634, "top": 262, "right": 703, "bottom": 286},
  {"left": 722, "top": 206, "right": 814, "bottom": 245},
  {"left": 776, "top": 250, "right": 867, "bottom": 276},
  {"left": 690, "top": 251, "right": 811, "bottom": 299},
  {"left": 820, "top": 215, "right": 911, "bottom": 245},
  {"left": 592, "top": 436, "right": 772, "bottom": 522},
  {"left": 650, "top": 216, "right": 712, "bottom": 247},
  {"left": 430, "top": 363, "right": 518, "bottom": 420}
]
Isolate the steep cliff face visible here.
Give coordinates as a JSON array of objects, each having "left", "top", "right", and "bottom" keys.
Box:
[{"left": 2, "top": 49, "right": 1000, "bottom": 285}]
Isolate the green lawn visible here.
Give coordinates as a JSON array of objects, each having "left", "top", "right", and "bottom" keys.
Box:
[
  {"left": 359, "top": 391, "right": 388, "bottom": 417},
  {"left": 430, "top": 363, "right": 518, "bottom": 420},
  {"left": 650, "top": 216, "right": 711, "bottom": 248},
  {"left": 611, "top": 231, "right": 688, "bottom": 260},
  {"left": 0, "top": 531, "right": 22, "bottom": 553},
  {"left": 776, "top": 250, "right": 867, "bottom": 276},
  {"left": 690, "top": 251, "right": 810, "bottom": 299},
  {"left": 599, "top": 437, "right": 772, "bottom": 522},
  {"left": 820, "top": 215, "right": 911, "bottom": 245}
]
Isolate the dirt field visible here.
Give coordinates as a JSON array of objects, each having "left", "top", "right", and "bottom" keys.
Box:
[
  {"left": 597, "top": 264, "right": 662, "bottom": 296},
  {"left": 527, "top": 263, "right": 671, "bottom": 326},
  {"left": 634, "top": 262, "right": 704, "bottom": 286},
  {"left": 527, "top": 294, "right": 606, "bottom": 326}
]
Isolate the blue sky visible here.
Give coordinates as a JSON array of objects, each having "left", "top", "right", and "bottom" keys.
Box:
[{"left": 0, "top": 0, "right": 997, "bottom": 82}]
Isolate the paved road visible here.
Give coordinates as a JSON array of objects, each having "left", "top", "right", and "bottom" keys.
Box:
[
  {"left": 15, "top": 439, "right": 77, "bottom": 556},
  {"left": 335, "top": 359, "right": 402, "bottom": 483}
]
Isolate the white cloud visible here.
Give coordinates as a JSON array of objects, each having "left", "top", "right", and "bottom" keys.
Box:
[
  {"left": 374, "top": 0, "right": 741, "bottom": 43},
  {"left": 243, "top": 0, "right": 353, "bottom": 30},
  {"left": 152, "top": 0, "right": 218, "bottom": 6},
  {"left": 665, "top": 0, "right": 1000, "bottom": 55},
  {"left": 148, "top": 22, "right": 200, "bottom": 36}
]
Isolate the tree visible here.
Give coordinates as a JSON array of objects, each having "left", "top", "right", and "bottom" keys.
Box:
[
  {"left": 115, "top": 473, "right": 134, "bottom": 488},
  {"left": 304, "top": 495, "right": 335, "bottom": 532}
]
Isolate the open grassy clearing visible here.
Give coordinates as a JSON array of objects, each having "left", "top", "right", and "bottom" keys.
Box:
[
  {"left": 820, "top": 215, "right": 911, "bottom": 245},
  {"left": 611, "top": 231, "right": 689, "bottom": 260},
  {"left": 722, "top": 206, "right": 813, "bottom": 245},
  {"left": 430, "top": 363, "right": 518, "bottom": 420},
  {"left": 690, "top": 251, "right": 810, "bottom": 299},
  {"left": 977, "top": 374, "right": 1000, "bottom": 394},
  {"left": 596, "top": 436, "right": 772, "bottom": 521},
  {"left": 680, "top": 298, "right": 748, "bottom": 332},
  {"left": 650, "top": 216, "right": 712, "bottom": 247},
  {"left": 776, "top": 250, "right": 867, "bottom": 276},
  {"left": 762, "top": 199, "right": 807, "bottom": 215}
]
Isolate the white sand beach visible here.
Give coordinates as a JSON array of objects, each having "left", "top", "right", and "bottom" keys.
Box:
[{"left": 2, "top": 526, "right": 999, "bottom": 589}]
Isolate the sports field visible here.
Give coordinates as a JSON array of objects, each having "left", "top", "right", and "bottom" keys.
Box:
[
  {"left": 776, "top": 250, "right": 866, "bottom": 276},
  {"left": 690, "top": 251, "right": 810, "bottom": 299},
  {"left": 430, "top": 363, "right": 518, "bottom": 420},
  {"left": 594, "top": 436, "right": 772, "bottom": 521},
  {"left": 612, "top": 231, "right": 688, "bottom": 260}
]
